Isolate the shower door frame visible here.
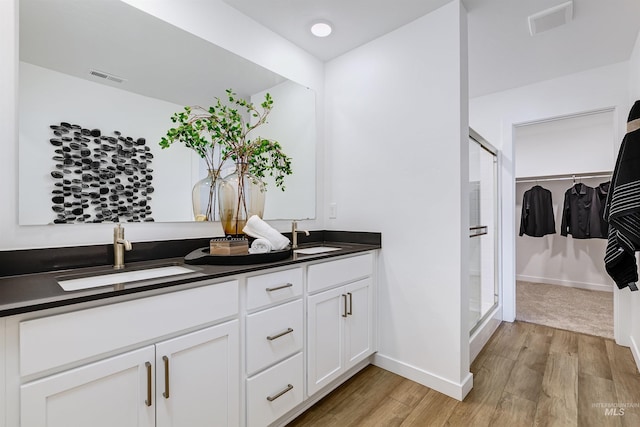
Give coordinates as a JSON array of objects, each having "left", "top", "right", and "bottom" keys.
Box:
[{"left": 468, "top": 129, "right": 502, "bottom": 358}]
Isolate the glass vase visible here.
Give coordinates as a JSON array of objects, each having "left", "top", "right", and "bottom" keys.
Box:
[
  {"left": 218, "top": 163, "right": 266, "bottom": 236},
  {"left": 192, "top": 169, "right": 220, "bottom": 221}
]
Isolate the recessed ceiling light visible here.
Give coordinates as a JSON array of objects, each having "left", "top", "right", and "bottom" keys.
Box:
[{"left": 311, "top": 21, "right": 332, "bottom": 38}]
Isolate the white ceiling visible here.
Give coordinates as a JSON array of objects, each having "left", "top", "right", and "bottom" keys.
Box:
[
  {"left": 20, "top": 0, "right": 287, "bottom": 107},
  {"left": 224, "top": 0, "right": 640, "bottom": 97},
  {"left": 223, "top": 0, "right": 453, "bottom": 62},
  {"left": 20, "top": 0, "right": 640, "bottom": 102}
]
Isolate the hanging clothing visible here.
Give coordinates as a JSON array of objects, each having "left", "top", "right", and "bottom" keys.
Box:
[
  {"left": 604, "top": 101, "right": 640, "bottom": 291},
  {"left": 560, "top": 183, "right": 601, "bottom": 238},
  {"left": 519, "top": 185, "right": 556, "bottom": 237},
  {"left": 592, "top": 181, "right": 610, "bottom": 239}
]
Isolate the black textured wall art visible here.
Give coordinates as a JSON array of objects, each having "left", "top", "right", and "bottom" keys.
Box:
[{"left": 49, "top": 122, "right": 154, "bottom": 224}]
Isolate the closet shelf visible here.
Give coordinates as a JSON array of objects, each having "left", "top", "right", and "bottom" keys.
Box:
[{"left": 515, "top": 171, "right": 612, "bottom": 184}]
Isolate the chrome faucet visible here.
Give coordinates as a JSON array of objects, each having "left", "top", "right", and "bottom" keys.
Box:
[
  {"left": 113, "top": 224, "right": 132, "bottom": 269},
  {"left": 291, "top": 220, "right": 309, "bottom": 249}
]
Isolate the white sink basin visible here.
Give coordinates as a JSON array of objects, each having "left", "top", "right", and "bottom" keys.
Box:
[
  {"left": 58, "top": 266, "right": 195, "bottom": 292},
  {"left": 294, "top": 246, "right": 341, "bottom": 255}
]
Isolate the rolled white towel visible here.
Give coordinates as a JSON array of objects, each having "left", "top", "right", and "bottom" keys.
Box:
[
  {"left": 249, "top": 238, "right": 272, "bottom": 254},
  {"left": 242, "top": 215, "right": 290, "bottom": 250}
]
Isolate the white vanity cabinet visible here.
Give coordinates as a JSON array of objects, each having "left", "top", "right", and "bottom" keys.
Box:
[
  {"left": 16, "top": 280, "right": 240, "bottom": 427},
  {"left": 244, "top": 267, "right": 305, "bottom": 427},
  {"left": 0, "top": 318, "right": 5, "bottom": 427},
  {"left": 1, "top": 248, "right": 379, "bottom": 427},
  {"left": 21, "top": 345, "right": 156, "bottom": 427},
  {"left": 246, "top": 299, "right": 303, "bottom": 376},
  {"left": 306, "top": 254, "right": 374, "bottom": 396},
  {"left": 20, "top": 321, "right": 239, "bottom": 427},
  {"left": 155, "top": 321, "right": 239, "bottom": 427}
]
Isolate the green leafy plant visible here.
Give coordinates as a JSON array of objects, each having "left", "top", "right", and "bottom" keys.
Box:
[
  {"left": 160, "top": 89, "right": 292, "bottom": 224},
  {"left": 160, "top": 89, "right": 292, "bottom": 188}
]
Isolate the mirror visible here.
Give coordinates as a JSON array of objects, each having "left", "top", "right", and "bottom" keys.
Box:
[{"left": 18, "top": 0, "right": 316, "bottom": 225}]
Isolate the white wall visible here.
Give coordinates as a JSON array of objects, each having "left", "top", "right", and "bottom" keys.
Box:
[
  {"left": 515, "top": 110, "right": 616, "bottom": 178},
  {"left": 469, "top": 62, "right": 629, "bottom": 335},
  {"left": 0, "top": 0, "right": 324, "bottom": 250},
  {"left": 627, "top": 31, "right": 640, "bottom": 370},
  {"left": 470, "top": 62, "right": 629, "bottom": 150},
  {"left": 325, "top": 1, "right": 472, "bottom": 399}
]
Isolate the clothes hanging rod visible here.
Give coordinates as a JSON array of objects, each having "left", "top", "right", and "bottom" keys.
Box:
[{"left": 516, "top": 171, "right": 612, "bottom": 184}]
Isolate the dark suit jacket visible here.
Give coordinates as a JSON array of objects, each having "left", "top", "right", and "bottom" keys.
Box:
[
  {"left": 519, "top": 185, "right": 556, "bottom": 237},
  {"left": 560, "top": 183, "right": 602, "bottom": 239}
]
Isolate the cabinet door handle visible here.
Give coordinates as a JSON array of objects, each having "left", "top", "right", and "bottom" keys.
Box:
[
  {"left": 265, "top": 283, "right": 293, "bottom": 292},
  {"left": 342, "top": 294, "right": 348, "bottom": 318},
  {"left": 162, "top": 356, "right": 170, "bottom": 399},
  {"left": 266, "top": 384, "right": 294, "bottom": 402},
  {"left": 347, "top": 292, "right": 353, "bottom": 315},
  {"left": 144, "top": 361, "right": 152, "bottom": 407},
  {"left": 267, "top": 328, "right": 294, "bottom": 341}
]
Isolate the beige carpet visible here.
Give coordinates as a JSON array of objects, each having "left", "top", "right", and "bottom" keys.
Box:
[{"left": 516, "top": 281, "right": 614, "bottom": 339}]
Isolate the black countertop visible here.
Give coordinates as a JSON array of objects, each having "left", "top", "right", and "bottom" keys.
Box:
[{"left": 0, "top": 231, "right": 381, "bottom": 317}]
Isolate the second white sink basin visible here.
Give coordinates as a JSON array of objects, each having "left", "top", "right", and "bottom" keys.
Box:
[
  {"left": 58, "top": 266, "right": 196, "bottom": 292},
  {"left": 294, "top": 246, "right": 341, "bottom": 255}
]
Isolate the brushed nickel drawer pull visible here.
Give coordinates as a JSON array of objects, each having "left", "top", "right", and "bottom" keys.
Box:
[
  {"left": 265, "top": 283, "right": 293, "bottom": 292},
  {"left": 342, "top": 294, "right": 348, "bottom": 318},
  {"left": 145, "top": 361, "right": 152, "bottom": 407},
  {"left": 162, "top": 356, "right": 170, "bottom": 399},
  {"left": 347, "top": 292, "right": 353, "bottom": 315},
  {"left": 266, "top": 384, "right": 294, "bottom": 402},
  {"left": 267, "top": 328, "right": 294, "bottom": 341}
]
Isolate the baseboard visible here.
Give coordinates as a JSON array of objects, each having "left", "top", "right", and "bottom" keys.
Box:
[
  {"left": 372, "top": 353, "right": 473, "bottom": 401},
  {"left": 516, "top": 274, "right": 613, "bottom": 293},
  {"left": 630, "top": 334, "right": 640, "bottom": 373}
]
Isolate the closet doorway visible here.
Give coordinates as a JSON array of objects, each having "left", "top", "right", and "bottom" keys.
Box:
[
  {"left": 514, "top": 109, "right": 615, "bottom": 339},
  {"left": 469, "top": 130, "right": 499, "bottom": 336}
]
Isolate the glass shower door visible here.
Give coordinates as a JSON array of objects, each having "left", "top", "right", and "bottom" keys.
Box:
[{"left": 469, "top": 132, "right": 498, "bottom": 334}]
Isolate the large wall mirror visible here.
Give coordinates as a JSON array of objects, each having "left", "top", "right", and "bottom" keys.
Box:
[{"left": 19, "top": 0, "right": 316, "bottom": 225}]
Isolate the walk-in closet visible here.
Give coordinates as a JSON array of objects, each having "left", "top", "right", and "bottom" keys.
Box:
[{"left": 514, "top": 109, "right": 616, "bottom": 338}]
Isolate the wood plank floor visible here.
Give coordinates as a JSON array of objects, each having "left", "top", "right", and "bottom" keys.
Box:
[{"left": 286, "top": 321, "right": 640, "bottom": 427}]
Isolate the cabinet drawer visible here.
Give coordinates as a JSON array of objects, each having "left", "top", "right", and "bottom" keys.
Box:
[
  {"left": 308, "top": 253, "right": 373, "bottom": 293},
  {"left": 246, "top": 299, "right": 303, "bottom": 375},
  {"left": 246, "top": 352, "right": 303, "bottom": 427},
  {"left": 246, "top": 267, "right": 302, "bottom": 311},
  {"left": 20, "top": 280, "right": 238, "bottom": 377}
]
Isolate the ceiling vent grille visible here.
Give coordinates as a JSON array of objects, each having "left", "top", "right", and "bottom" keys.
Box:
[
  {"left": 528, "top": 1, "right": 573, "bottom": 36},
  {"left": 88, "top": 69, "right": 126, "bottom": 84}
]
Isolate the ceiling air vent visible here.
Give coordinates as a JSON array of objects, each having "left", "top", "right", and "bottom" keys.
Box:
[
  {"left": 528, "top": 1, "right": 573, "bottom": 36},
  {"left": 88, "top": 69, "right": 126, "bottom": 84}
]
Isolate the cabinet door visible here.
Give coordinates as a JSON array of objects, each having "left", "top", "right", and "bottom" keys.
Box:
[
  {"left": 344, "top": 278, "right": 374, "bottom": 369},
  {"left": 307, "top": 287, "right": 345, "bottom": 396},
  {"left": 20, "top": 346, "right": 155, "bottom": 427},
  {"left": 155, "top": 320, "right": 240, "bottom": 427}
]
